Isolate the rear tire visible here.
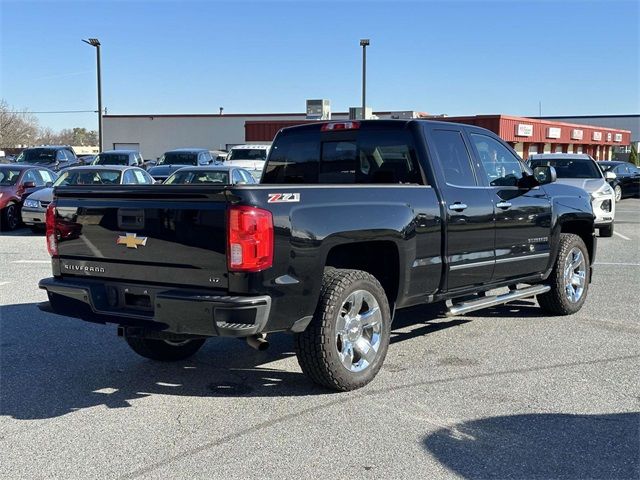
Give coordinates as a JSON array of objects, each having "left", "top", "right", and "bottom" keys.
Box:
[
  {"left": 538, "top": 233, "right": 590, "bottom": 315},
  {"left": 124, "top": 336, "right": 206, "bottom": 361},
  {"left": 295, "top": 268, "right": 391, "bottom": 391},
  {"left": 599, "top": 224, "right": 614, "bottom": 238}
]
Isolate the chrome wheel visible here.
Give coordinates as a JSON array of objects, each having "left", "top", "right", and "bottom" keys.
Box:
[
  {"left": 564, "top": 247, "right": 586, "bottom": 303},
  {"left": 335, "top": 289, "right": 382, "bottom": 373},
  {"left": 614, "top": 185, "right": 622, "bottom": 202}
]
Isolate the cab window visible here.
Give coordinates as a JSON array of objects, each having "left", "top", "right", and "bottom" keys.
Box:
[
  {"left": 470, "top": 134, "right": 525, "bottom": 187},
  {"left": 430, "top": 129, "right": 477, "bottom": 187}
]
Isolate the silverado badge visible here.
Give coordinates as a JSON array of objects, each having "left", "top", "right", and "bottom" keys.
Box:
[{"left": 117, "top": 233, "right": 148, "bottom": 249}]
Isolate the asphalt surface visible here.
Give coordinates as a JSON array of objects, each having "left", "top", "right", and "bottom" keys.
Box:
[{"left": 1, "top": 198, "right": 639, "bottom": 479}]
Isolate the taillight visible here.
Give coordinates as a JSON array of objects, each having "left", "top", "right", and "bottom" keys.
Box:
[
  {"left": 45, "top": 202, "right": 58, "bottom": 257},
  {"left": 227, "top": 206, "right": 273, "bottom": 272},
  {"left": 321, "top": 121, "right": 360, "bottom": 131}
]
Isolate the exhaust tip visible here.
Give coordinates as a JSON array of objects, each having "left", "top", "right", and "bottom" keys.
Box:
[{"left": 246, "top": 334, "right": 269, "bottom": 351}]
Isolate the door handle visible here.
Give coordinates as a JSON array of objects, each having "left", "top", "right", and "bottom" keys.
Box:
[
  {"left": 448, "top": 203, "right": 468, "bottom": 212},
  {"left": 496, "top": 201, "right": 512, "bottom": 209}
]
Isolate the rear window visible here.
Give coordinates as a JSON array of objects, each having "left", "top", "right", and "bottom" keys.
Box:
[
  {"left": 262, "top": 128, "right": 423, "bottom": 184},
  {"left": 529, "top": 157, "right": 602, "bottom": 179},
  {"left": 164, "top": 170, "right": 230, "bottom": 184},
  {"left": 16, "top": 148, "right": 57, "bottom": 164},
  {"left": 228, "top": 148, "right": 268, "bottom": 161},
  {"left": 159, "top": 152, "right": 198, "bottom": 165},
  {"left": 0, "top": 168, "right": 22, "bottom": 185},
  {"left": 54, "top": 169, "right": 122, "bottom": 186},
  {"left": 95, "top": 153, "right": 129, "bottom": 165}
]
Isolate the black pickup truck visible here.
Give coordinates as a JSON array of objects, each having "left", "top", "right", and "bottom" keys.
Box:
[{"left": 39, "top": 120, "right": 596, "bottom": 391}]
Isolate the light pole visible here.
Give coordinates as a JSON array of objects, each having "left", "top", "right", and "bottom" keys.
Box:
[
  {"left": 82, "top": 38, "right": 102, "bottom": 151},
  {"left": 360, "top": 39, "right": 370, "bottom": 120}
]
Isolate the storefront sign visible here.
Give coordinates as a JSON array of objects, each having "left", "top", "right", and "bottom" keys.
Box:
[
  {"left": 515, "top": 124, "right": 533, "bottom": 137},
  {"left": 546, "top": 127, "right": 562, "bottom": 139},
  {"left": 606, "top": 132, "right": 612, "bottom": 141},
  {"left": 614, "top": 133, "right": 623, "bottom": 142},
  {"left": 571, "top": 129, "right": 583, "bottom": 140},
  {"left": 592, "top": 131, "right": 602, "bottom": 141}
]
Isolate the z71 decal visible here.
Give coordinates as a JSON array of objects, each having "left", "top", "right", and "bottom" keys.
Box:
[{"left": 268, "top": 193, "right": 301, "bottom": 203}]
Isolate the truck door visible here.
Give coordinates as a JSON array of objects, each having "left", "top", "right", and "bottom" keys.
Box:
[
  {"left": 426, "top": 127, "right": 495, "bottom": 291},
  {"left": 467, "top": 131, "right": 552, "bottom": 282}
]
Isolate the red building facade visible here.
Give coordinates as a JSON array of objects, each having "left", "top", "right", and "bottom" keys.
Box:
[{"left": 245, "top": 114, "right": 631, "bottom": 161}]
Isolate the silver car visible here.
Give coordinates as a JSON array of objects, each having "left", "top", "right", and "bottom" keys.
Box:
[
  {"left": 528, "top": 154, "right": 616, "bottom": 237},
  {"left": 21, "top": 165, "right": 154, "bottom": 231}
]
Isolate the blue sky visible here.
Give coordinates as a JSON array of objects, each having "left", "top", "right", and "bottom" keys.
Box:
[{"left": 1, "top": 0, "right": 639, "bottom": 131}]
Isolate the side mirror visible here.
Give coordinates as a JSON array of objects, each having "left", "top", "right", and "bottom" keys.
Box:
[
  {"left": 45, "top": 182, "right": 53, "bottom": 188},
  {"left": 154, "top": 180, "right": 163, "bottom": 185},
  {"left": 23, "top": 181, "right": 36, "bottom": 189},
  {"left": 605, "top": 171, "right": 616, "bottom": 180},
  {"left": 533, "top": 166, "right": 556, "bottom": 185}
]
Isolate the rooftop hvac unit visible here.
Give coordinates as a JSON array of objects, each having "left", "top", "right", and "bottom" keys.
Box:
[
  {"left": 349, "top": 107, "right": 373, "bottom": 120},
  {"left": 306, "top": 99, "right": 331, "bottom": 120}
]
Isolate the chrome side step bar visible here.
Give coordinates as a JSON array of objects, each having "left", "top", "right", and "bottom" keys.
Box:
[{"left": 446, "top": 285, "right": 551, "bottom": 317}]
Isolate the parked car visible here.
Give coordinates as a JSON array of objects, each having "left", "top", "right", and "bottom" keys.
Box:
[
  {"left": 93, "top": 150, "right": 144, "bottom": 167},
  {"left": 597, "top": 161, "right": 640, "bottom": 201},
  {"left": 78, "top": 155, "right": 97, "bottom": 165},
  {"left": 146, "top": 148, "right": 214, "bottom": 182},
  {"left": 163, "top": 165, "right": 258, "bottom": 185},
  {"left": 0, "top": 164, "right": 57, "bottom": 230},
  {"left": 0, "top": 153, "right": 17, "bottom": 164},
  {"left": 224, "top": 144, "right": 270, "bottom": 181},
  {"left": 21, "top": 166, "right": 154, "bottom": 232},
  {"left": 210, "top": 150, "right": 228, "bottom": 162},
  {"left": 529, "top": 154, "right": 616, "bottom": 237},
  {"left": 15, "top": 146, "right": 79, "bottom": 171},
  {"left": 40, "top": 120, "right": 596, "bottom": 391}
]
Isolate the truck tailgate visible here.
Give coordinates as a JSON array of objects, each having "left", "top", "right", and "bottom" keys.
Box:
[{"left": 53, "top": 186, "right": 229, "bottom": 288}]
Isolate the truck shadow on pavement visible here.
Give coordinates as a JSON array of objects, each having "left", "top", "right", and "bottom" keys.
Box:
[
  {"left": 422, "top": 412, "right": 639, "bottom": 479},
  {"left": 1, "top": 301, "right": 465, "bottom": 420},
  {"left": 0, "top": 226, "right": 41, "bottom": 237}
]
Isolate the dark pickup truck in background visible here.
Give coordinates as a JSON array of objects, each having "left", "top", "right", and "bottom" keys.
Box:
[{"left": 39, "top": 120, "right": 596, "bottom": 391}]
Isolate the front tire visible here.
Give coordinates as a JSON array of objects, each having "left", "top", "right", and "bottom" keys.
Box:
[
  {"left": 599, "top": 223, "right": 614, "bottom": 238},
  {"left": 124, "top": 336, "right": 206, "bottom": 361},
  {"left": 1, "top": 202, "right": 19, "bottom": 231},
  {"left": 295, "top": 268, "right": 391, "bottom": 391},
  {"left": 538, "top": 233, "right": 590, "bottom": 315}
]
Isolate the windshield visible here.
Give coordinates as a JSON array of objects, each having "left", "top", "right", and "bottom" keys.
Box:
[
  {"left": 94, "top": 153, "right": 129, "bottom": 165},
  {"left": 0, "top": 169, "right": 21, "bottom": 186},
  {"left": 158, "top": 152, "right": 198, "bottom": 165},
  {"left": 16, "top": 148, "right": 56, "bottom": 164},
  {"left": 228, "top": 148, "right": 267, "bottom": 161},
  {"left": 54, "top": 169, "right": 121, "bottom": 186},
  {"left": 164, "top": 170, "right": 229, "bottom": 185},
  {"left": 529, "top": 158, "right": 602, "bottom": 179},
  {"left": 598, "top": 163, "right": 616, "bottom": 172}
]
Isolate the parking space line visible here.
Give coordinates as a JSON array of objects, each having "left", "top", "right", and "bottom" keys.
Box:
[
  {"left": 11, "top": 260, "right": 50, "bottom": 264},
  {"left": 0, "top": 281, "right": 11, "bottom": 286},
  {"left": 613, "top": 231, "right": 631, "bottom": 241},
  {"left": 594, "top": 262, "right": 640, "bottom": 266}
]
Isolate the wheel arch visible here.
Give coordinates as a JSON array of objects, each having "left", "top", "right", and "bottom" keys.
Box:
[{"left": 324, "top": 240, "right": 401, "bottom": 309}]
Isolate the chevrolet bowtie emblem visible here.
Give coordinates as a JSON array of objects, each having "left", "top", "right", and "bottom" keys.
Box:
[{"left": 117, "top": 233, "right": 148, "bottom": 249}]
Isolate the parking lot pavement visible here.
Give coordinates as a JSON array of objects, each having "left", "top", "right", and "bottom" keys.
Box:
[{"left": 1, "top": 199, "right": 639, "bottom": 479}]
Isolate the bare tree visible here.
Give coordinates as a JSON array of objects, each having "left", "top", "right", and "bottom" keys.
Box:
[{"left": 0, "top": 99, "right": 40, "bottom": 147}]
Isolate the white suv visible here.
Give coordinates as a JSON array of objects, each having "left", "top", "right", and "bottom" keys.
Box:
[
  {"left": 529, "top": 154, "right": 616, "bottom": 237},
  {"left": 225, "top": 144, "right": 271, "bottom": 182}
]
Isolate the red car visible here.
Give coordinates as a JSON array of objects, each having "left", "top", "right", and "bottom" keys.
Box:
[{"left": 0, "top": 164, "right": 57, "bottom": 231}]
